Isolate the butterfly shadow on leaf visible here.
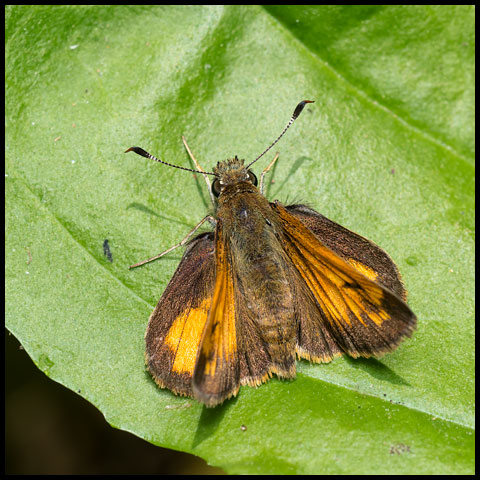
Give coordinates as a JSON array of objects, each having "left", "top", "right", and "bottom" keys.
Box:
[
  {"left": 268, "top": 155, "right": 312, "bottom": 202},
  {"left": 126, "top": 202, "right": 192, "bottom": 228},
  {"left": 191, "top": 395, "right": 239, "bottom": 449},
  {"left": 343, "top": 356, "right": 412, "bottom": 387}
]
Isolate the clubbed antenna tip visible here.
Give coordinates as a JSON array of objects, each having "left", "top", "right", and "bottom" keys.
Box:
[
  {"left": 247, "top": 99, "right": 315, "bottom": 169},
  {"left": 293, "top": 100, "right": 315, "bottom": 119}
]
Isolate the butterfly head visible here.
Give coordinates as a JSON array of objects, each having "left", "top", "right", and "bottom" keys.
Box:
[{"left": 211, "top": 156, "right": 258, "bottom": 198}]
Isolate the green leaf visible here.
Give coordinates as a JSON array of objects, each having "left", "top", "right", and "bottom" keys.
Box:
[{"left": 6, "top": 5, "right": 474, "bottom": 474}]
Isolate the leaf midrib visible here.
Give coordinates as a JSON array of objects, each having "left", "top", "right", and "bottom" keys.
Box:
[{"left": 260, "top": 5, "right": 473, "bottom": 166}]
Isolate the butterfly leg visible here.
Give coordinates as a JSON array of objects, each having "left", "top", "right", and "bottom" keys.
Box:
[
  {"left": 259, "top": 152, "right": 280, "bottom": 195},
  {"left": 182, "top": 136, "right": 216, "bottom": 206},
  {"left": 129, "top": 214, "right": 216, "bottom": 269}
]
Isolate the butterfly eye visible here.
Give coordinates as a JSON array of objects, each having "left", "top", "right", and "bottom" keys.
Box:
[
  {"left": 212, "top": 178, "right": 222, "bottom": 197},
  {"left": 247, "top": 170, "right": 258, "bottom": 186}
]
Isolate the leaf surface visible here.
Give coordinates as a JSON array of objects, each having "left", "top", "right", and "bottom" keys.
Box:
[{"left": 5, "top": 5, "right": 474, "bottom": 474}]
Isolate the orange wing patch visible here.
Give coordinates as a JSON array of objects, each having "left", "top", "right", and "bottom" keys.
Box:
[
  {"left": 164, "top": 297, "right": 212, "bottom": 375},
  {"left": 347, "top": 258, "right": 379, "bottom": 282}
]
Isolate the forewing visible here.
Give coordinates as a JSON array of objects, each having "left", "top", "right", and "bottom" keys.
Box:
[
  {"left": 272, "top": 202, "right": 416, "bottom": 358},
  {"left": 192, "top": 220, "right": 240, "bottom": 407},
  {"left": 145, "top": 232, "right": 215, "bottom": 397}
]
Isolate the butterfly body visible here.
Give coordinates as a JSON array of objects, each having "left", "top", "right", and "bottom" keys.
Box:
[{"left": 213, "top": 158, "right": 298, "bottom": 385}]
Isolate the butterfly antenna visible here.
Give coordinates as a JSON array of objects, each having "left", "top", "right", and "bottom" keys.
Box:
[
  {"left": 246, "top": 100, "right": 314, "bottom": 169},
  {"left": 125, "top": 146, "right": 218, "bottom": 176}
]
